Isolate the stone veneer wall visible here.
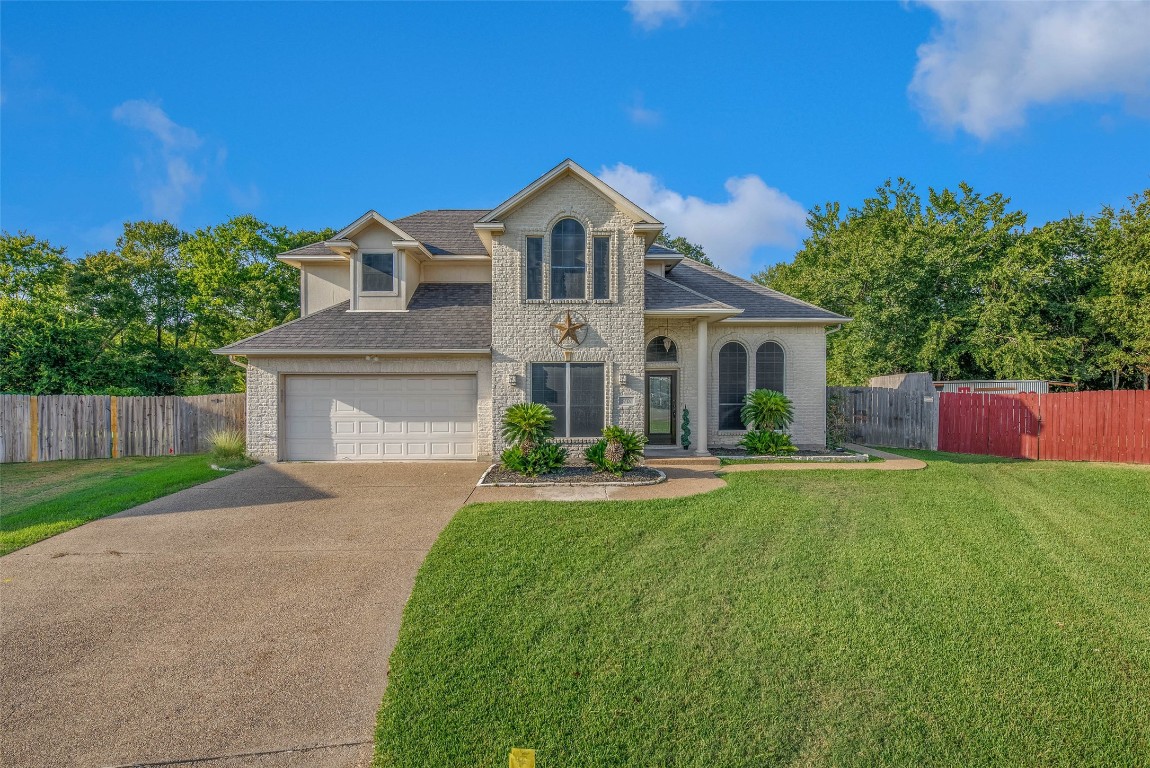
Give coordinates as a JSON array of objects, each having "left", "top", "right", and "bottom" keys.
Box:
[
  {"left": 244, "top": 355, "right": 493, "bottom": 461},
  {"left": 706, "top": 324, "right": 828, "bottom": 449},
  {"left": 490, "top": 175, "right": 647, "bottom": 452}
]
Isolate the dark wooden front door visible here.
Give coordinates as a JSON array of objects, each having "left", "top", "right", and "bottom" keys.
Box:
[{"left": 645, "top": 372, "right": 676, "bottom": 445}]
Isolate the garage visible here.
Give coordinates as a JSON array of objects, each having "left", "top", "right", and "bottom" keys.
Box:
[{"left": 284, "top": 375, "right": 478, "bottom": 461}]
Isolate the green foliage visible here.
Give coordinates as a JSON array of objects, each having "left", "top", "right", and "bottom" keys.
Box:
[
  {"left": 208, "top": 428, "right": 247, "bottom": 462},
  {"left": 756, "top": 181, "right": 1150, "bottom": 390},
  {"left": 499, "top": 441, "right": 568, "bottom": 477},
  {"left": 585, "top": 426, "right": 647, "bottom": 476},
  {"left": 740, "top": 389, "right": 795, "bottom": 431},
  {"left": 826, "top": 391, "right": 852, "bottom": 449},
  {"left": 656, "top": 232, "right": 714, "bottom": 267},
  {"left": 0, "top": 218, "right": 335, "bottom": 396},
  {"left": 739, "top": 429, "right": 798, "bottom": 456},
  {"left": 680, "top": 406, "right": 691, "bottom": 451},
  {"left": 500, "top": 403, "right": 556, "bottom": 455}
]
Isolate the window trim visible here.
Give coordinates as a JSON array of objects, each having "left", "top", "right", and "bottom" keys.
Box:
[
  {"left": 530, "top": 361, "right": 605, "bottom": 438},
  {"left": 718, "top": 341, "right": 749, "bottom": 431},
  {"left": 358, "top": 251, "right": 399, "bottom": 296}
]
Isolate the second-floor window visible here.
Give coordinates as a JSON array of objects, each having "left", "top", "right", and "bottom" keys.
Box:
[
  {"left": 361, "top": 252, "right": 396, "bottom": 294},
  {"left": 550, "top": 218, "right": 585, "bottom": 299},
  {"left": 593, "top": 236, "right": 610, "bottom": 300},
  {"left": 526, "top": 237, "right": 543, "bottom": 300}
]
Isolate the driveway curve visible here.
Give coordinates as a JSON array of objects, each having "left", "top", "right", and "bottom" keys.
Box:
[{"left": 0, "top": 461, "right": 485, "bottom": 768}]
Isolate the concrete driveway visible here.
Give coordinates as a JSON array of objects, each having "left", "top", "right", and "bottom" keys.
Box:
[{"left": 0, "top": 461, "right": 485, "bottom": 768}]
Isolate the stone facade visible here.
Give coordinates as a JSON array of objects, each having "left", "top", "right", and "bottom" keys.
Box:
[
  {"left": 489, "top": 175, "right": 648, "bottom": 452},
  {"left": 706, "top": 324, "right": 828, "bottom": 449},
  {"left": 244, "top": 354, "right": 493, "bottom": 461},
  {"left": 643, "top": 319, "right": 701, "bottom": 449}
]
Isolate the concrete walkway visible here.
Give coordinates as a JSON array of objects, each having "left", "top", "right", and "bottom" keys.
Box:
[
  {"left": 468, "top": 445, "right": 925, "bottom": 503},
  {"left": 0, "top": 461, "right": 486, "bottom": 768}
]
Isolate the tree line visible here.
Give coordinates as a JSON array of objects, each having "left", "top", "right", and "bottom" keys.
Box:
[
  {"left": 1, "top": 217, "right": 333, "bottom": 395},
  {"left": 756, "top": 183, "right": 1149, "bottom": 390}
]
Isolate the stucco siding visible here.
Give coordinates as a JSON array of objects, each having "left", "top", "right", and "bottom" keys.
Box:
[
  {"left": 244, "top": 355, "right": 493, "bottom": 461},
  {"left": 302, "top": 264, "right": 350, "bottom": 316}
]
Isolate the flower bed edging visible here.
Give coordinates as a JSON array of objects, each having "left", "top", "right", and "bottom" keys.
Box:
[{"left": 476, "top": 464, "right": 668, "bottom": 488}]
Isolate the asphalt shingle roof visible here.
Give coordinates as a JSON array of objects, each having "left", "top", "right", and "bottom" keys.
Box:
[
  {"left": 279, "top": 241, "right": 338, "bottom": 257},
  {"left": 216, "top": 283, "right": 492, "bottom": 353},
  {"left": 664, "top": 259, "right": 848, "bottom": 321},
  {"left": 644, "top": 271, "right": 738, "bottom": 313},
  {"left": 393, "top": 209, "right": 490, "bottom": 255}
]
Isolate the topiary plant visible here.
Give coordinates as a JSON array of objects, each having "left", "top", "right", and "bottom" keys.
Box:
[
  {"left": 740, "top": 429, "right": 797, "bottom": 456},
  {"left": 680, "top": 406, "right": 691, "bottom": 451},
  {"left": 500, "top": 402, "right": 555, "bottom": 455},
  {"left": 585, "top": 426, "right": 647, "bottom": 476},
  {"left": 741, "top": 389, "right": 795, "bottom": 432}
]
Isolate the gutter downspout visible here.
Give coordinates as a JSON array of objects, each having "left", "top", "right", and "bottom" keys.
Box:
[{"left": 228, "top": 354, "right": 248, "bottom": 369}]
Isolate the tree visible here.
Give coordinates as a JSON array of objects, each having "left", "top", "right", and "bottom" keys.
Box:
[
  {"left": 1091, "top": 190, "right": 1150, "bottom": 389},
  {"left": 656, "top": 232, "right": 714, "bottom": 266}
]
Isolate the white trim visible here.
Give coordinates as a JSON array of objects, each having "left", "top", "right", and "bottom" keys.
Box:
[
  {"left": 645, "top": 309, "right": 743, "bottom": 318},
  {"left": 332, "top": 210, "right": 420, "bottom": 243},
  {"left": 718, "top": 317, "right": 851, "bottom": 325},
  {"left": 477, "top": 159, "right": 662, "bottom": 226},
  {"left": 277, "top": 254, "right": 346, "bottom": 265}
]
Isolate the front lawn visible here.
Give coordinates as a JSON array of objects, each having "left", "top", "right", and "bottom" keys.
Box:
[
  {"left": 0, "top": 454, "right": 246, "bottom": 554},
  {"left": 376, "top": 451, "right": 1150, "bottom": 767}
]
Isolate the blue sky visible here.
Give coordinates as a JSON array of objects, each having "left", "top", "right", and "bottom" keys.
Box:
[{"left": 2, "top": 1, "right": 1149, "bottom": 275}]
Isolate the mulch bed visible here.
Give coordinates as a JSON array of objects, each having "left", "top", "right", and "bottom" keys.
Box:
[{"left": 481, "top": 465, "right": 665, "bottom": 486}]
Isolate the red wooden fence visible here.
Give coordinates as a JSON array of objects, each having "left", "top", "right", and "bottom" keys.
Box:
[{"left": 939, "top": 390, "right": 1150, "bottom": 463}]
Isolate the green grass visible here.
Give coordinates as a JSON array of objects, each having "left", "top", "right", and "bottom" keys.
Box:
[
  {"left": 376, "top": 450, "right": 1150, "bottom": 767},
  {"left": 0, "top": 454, "right": 249, "bottom": 554}
]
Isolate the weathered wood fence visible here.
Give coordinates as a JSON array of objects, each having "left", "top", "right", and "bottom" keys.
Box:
[
  {"left": 828, "top": 386, "right": 940, "bottom": 450},
  {"left": 939, "top": 390, "right": 1150, "bottom": 463},
  {"left": 0, "top": 394, "right": 245, "bottom": 463}
]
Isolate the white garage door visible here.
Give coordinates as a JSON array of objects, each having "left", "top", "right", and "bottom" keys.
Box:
[{"left": 284, "top": 375, "right": 478, "bottom": 461}]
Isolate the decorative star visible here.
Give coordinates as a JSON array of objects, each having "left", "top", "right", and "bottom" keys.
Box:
[{"left": 551, "top": 311, "right": 586, "bottom": 346}]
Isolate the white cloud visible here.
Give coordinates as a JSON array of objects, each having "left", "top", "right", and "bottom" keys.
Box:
[
  {"left": 599, "top": 163, "right": 806, "bottom": 273},
  {"left": 626, "top": 93, "right": 662, "bottom": 126},
  {"left": 112, "top": 99, "right": 205, "bottom": 220},
  {"left": 625, "top": 0, "right": 698, "bottom": 31},
  {"left": 910, "top": 1, "right": 1150, "bottom": 139}
]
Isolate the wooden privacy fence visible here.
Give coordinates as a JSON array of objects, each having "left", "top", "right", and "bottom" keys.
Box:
[
  {"left": 828, "top": 386, "right": 939, "bottom": 450},
  {"left": 0, "top": 394, "right": 245, "bottom": 463},
  {"left": 938, "top": 390, "right": 1150, "bottom": 463}
]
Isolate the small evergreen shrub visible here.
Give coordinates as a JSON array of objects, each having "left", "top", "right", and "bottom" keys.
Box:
[
  {"left": 208, "top": 428, "right": 246, "bottom": 462},
  {"left": 499, "top": 441, "right": 568, "bottom": 477},
  {"left": 585, "top": 426, "right": 647, "bottom": 476},
  {"left": 740, "top": 429, "right": 798, "bottom": 456},
  {"left": 741, "top": 389, "right": 795, "bottom": 432},
  {"left": 680, "top": 406, "right": 691, "bottom": 451}
]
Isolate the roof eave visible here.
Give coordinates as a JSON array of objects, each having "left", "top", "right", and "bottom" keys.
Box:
[
  {"left": 717, "top": 316, "right": 852, "bottom": 325},
  {"left": 212, "top": 347, "right": 492, "bottom": 357}
]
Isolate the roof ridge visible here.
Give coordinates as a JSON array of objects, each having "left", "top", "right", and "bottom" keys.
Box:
[{"left": 675, "top": 259, "right": 846, "bottom": 316}]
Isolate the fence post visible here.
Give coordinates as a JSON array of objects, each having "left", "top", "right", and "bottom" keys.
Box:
[
  {"left": 29, "top": 395, "right": 39, "bottom": 463},
  {"left": 110, "top": 396, "right": 119, "bottom": 459}
]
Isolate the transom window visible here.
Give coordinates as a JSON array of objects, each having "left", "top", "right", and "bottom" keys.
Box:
[
  {"left": 550, "top": 219, "right": 586, "bottom": 300},
  {"left": 756, "top": 342, "right": 785, "bottom": 393},
  {"left": 646, "top": 336, "right": 678, "bottom": 363},
  {"left": 531, "top": 362, "right": 604, "bottom": 437},
  {"left": 361, "top": 252, "right": 396, "bottom": 294},
  {"left": 718, "top": 342, "right": 748, "bottom": 430}
]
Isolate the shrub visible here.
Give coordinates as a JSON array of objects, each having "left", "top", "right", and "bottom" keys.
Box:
[
  {"left": 499, "top": 441, "right": 568, "bottom": 477},
  {"left": 826, "top": 391, "right": 851, "bottom": 449},
  {"left": 500, "top": 402, "right": 555, "bottom": 455},
  {"left": 585, "top": 426, "right": 647, "bottom": 476},
  {"left": 208, "top": 428, "right": 246, "bottom": 461},
  {"left": 680, "top": 406, "right": 691, "bottom": 451},
  {"left": 741, "top": 389, "right": 794, "bottom": 432},
  {"left": 740, "top": 429, "right": 798, "bottom": 456}
]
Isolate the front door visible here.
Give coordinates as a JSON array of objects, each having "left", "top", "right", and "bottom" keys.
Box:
[{"left": 645, "top": 372, "right": 676, "bottom": 446}]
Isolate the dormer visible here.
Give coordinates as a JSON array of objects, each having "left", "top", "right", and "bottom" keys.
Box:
[{"left": 325, "top": 211, "right": 433, "bottom": 312}]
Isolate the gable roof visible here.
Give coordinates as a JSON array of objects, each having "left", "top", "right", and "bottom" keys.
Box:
[
  {"left": 215, "top": 283, "right": 492, "bottom": 355},
  {"left": 477, "top": 159, "right": 661, "bottom": 226},
  {"left": 644, "top": 271, "right": 740, "bottom": 315},
  {"left": 393, "top": 209, "right": 489, "bottom": 255},
  {"left": 665, "top": 259, "right": 849, "bottom": 322},
  {"left": 331, "top": 210, "right": 420, "bottom": 243}
]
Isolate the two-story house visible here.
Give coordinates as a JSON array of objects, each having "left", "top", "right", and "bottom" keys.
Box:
[{"left": 216, "top": 160, "right": 848, "bottom": 462}]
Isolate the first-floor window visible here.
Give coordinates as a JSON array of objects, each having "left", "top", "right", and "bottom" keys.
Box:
[
  {"left": 531, "top": 362, "right": 604, "bottom": 437},
  {"left": 756, "top": 341, "right": 785, "bottom": 393},
  {"left": 718, "top": 342, "right": 747, "bottom": 429}
]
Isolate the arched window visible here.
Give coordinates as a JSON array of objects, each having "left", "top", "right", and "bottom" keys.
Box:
[
  {"left": 718, "top": 342, "right": 748, "bottom": 430},
  {"left": 756, "top": 342, "right": 785, "bottom": 393},
  {"left": 550, "top": 218, "right": 586, "bottom": 299},
  {"left": 646, "top": 336, "right": 677, "bottom": 363}
]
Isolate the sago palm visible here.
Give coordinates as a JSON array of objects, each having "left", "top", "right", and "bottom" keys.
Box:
[
  {"left": 500, "top": 402, "right": 555, "bottom": 455},
  {"left": 740, "top": 389, "right": 795, "bottom": 431}
]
